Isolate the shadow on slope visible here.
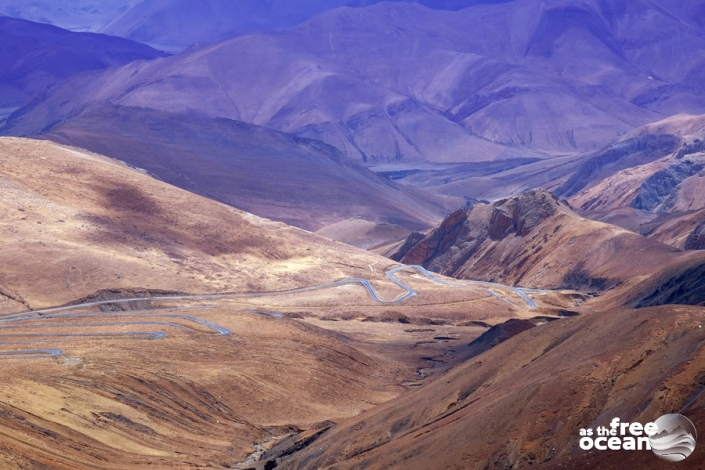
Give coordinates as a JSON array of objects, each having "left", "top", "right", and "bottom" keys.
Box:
[
  {"left": 41, "top": 103, "right": 454, "bottom": 232},
  {"left": 392, "top": 189, "right": 682, "bottom": 294},
  {"left": 0, "top": 16, "right": 166, "bottom": 108},
  {"left": 274, "top": 305, "right": 705, "bottom": 469}
]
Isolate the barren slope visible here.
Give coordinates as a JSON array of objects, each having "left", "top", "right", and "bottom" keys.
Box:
[
  {"left": 0, "top": 136, "right": 404, "bottom": 309},
  {"left": 0, "top": 17, "right": 165, "bottom": 110},
  {"left": 276, "top": 305, "right": 705, "bottom": 470},
  {"left": 37, "top": 103, "right": 455, "bottom": 236},
  {"left": 0, "top": 307, "right": 410, "bottom": 469},
  {"left": 8, "top": 0, "right": 705, "bottom": 164},
  {"left": 396, "top": 189, "right": 699, "bottom": 294},
  {"left": 0, "top": 137, "right": 567, "bottom": 469}
]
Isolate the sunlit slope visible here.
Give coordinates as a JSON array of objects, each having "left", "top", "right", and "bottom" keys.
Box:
[
  {"left": 396, "top": 190, "right": 693, "bottom": 291},
  {"left": 0, "top": 137, "right": 398, "bottom": 311},
  {"left": 278, "top": 305, "right": 705, "bottom": 470}
]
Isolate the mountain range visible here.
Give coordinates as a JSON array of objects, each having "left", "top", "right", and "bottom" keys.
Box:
[
  {"left": 0, "top": 16, "right": 165, "bottom": 113},
  {"left": 7, "top": 0, "right": 705, "bottom": 163},
  {"left": 1, "top": 2, "right": 705, "bottom": 469},
  {"left": 98, "top": 0, "right": 351, "bottom": 51},
  {"left": 0, "top": 1, "right": 526, "bottom": 52},
  {"left": 0, "top": 0, "right": 137, "bottom": 31},
  {"left": 3, "top": 0, "right": 705, "bottom": 249},
  {"left": 41, "top": 103, "right": 455, "bottom": 234}
]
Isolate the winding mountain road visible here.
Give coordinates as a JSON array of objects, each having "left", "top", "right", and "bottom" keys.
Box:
[
  {"left": 0, "top": 265, "right": 541, "bottom": 360},
  {"left": 472, "top": 281, "right": 538, "bottom": 308}
]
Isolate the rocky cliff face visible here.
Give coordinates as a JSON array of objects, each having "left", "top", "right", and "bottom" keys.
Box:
[
  {"left": 392, "top": 188, "right": 682, "bottom": 291},
  {"left": 389, "top": 231, "right": 426, "bottom": 262},
  {"left": 685, "top": 221, "right": 705, "bottom": 250},
  {"left": 398, "top": 189, "right": 564, "bottom": 265},
  {"left": 630, "top": 158, "right": 705, "bottom": 213},
  {"left": 397, "top": 209, "right": 469, "bottom": 267},
  {"left": 563, "top": 115, "right": 705, "bottom": 246},
  {"left": 394, "top": 189, "right": 561, "bottom": 284},
  {"left": 557, "top": 133, "right": 682, "bottom": 198}
]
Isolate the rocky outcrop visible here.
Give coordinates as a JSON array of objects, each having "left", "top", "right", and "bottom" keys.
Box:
[
  {"left": 389, "top": 187, "right": 679, "bottom": 292},
  {"left": 391, "top": 189, "right": 565, "bottom": 268},
  {"left": 630, "top": 159, "right": 705, "bottom": 213},
  {"left": 675, "top": 138, "right": 705, "bottom": 159},
  {"left": 488, "top": 190, "right": 561, "bottom": 238},
  {"left": 396, "top": 189, "right": 570, "bottom": 282},
  {"left": 513, "top": 189, "right": 561, "bottom": 235},
  {"left": 487, "top": 203, "right": 516, "bottom": 239},
  {"left": 399, "top": 209, "right": 468, "bottom": 266},
  {"left": 390, "top": 231, "right": 426, "bottom": 262},
  {"left": 557, "top": 134, "right": 681, "bottom": 197},
  {"left": 685, "top": 221, "right": 705, "bottom": 250}
]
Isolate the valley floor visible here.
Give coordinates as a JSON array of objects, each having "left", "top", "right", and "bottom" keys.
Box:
[{"left": 0, "top": 265, "right": 574, "bottom": 469}]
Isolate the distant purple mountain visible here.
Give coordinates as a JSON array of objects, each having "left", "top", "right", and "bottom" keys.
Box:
[
  {"left": 0, "top": 0, "right": 137, "bottom": 32},
  {"left": 37, "top": 102, "right": 453, "bottom": 233},
  {"left": 97, "top": 0, "right": 516, "bottom": 51},
  {"left": 5, "top": 0, "right": 705, "bottom": 161},
  {"left": 98, "top": 0, "right": 352, "bottom": 50},
  {"left": 347, "top": 0, "right": 513, "bottom": 9},
  {"left": 0, "top": 16, "right": 166, "bottom": 111}
]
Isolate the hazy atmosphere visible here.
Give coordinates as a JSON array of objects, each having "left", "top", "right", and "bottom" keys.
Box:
[{"left": 0, "top": 1, "right": 704, "bottom": 469}]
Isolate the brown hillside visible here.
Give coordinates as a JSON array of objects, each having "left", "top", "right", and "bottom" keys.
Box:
[
  {"left": 0, "top": 137, "right": 565, "bottom": 468},
  {"left": 394, "top": 189, "right": 695, "bottom": 296},
  {"left": 277, "top": 305, "right": 705, "bottom": 470},
  {"left": 0, "top": 136, "right": 405, "bottom": 310}
]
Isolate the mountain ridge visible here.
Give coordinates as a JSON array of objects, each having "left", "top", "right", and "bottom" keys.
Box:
[
  {"left": 35, "top": 103, "right": 458, "bottom": 238},
  {"left": 0, "top": 16, "right": 166, "bottom": 112},
  {"left": 6, "top": 0, "right": 705, "bottom": 164}
]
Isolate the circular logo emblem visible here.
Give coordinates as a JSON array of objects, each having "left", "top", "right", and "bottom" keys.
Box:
[{"left": 649, "top": 414, "right": 697, "bottom": 462}]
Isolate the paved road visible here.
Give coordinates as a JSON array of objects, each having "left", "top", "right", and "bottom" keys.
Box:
[
  {"left": 0, "top": 349, "right": 63, "bottom": 359},
  {"left": 0, "top": 307, "right": 230, "bottom": 360},
  {"left": 0, "top": 265, "right": 541, "bottom": 360},
  {"left": 18, "top": 265, "right": 537, "bottom": 307},
  {"left": 468, "top": 280, "right": 539, "bottom": 308}
]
